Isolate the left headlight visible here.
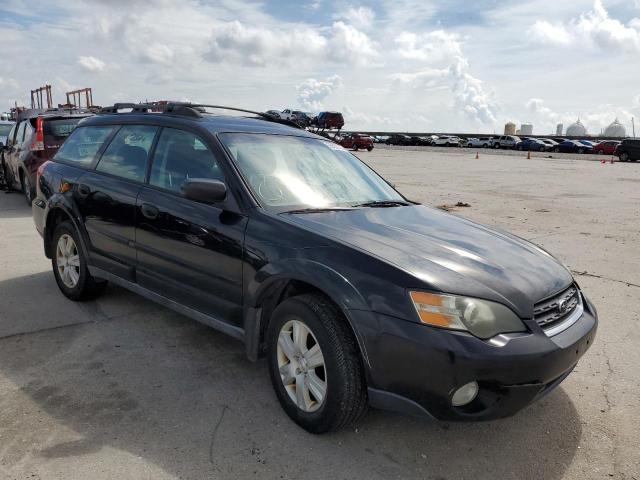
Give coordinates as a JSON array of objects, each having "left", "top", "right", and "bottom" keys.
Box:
[{"left": 409, "top": 291, "right": 527, "bottom": 339}]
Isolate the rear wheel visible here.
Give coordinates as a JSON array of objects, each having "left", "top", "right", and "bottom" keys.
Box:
[
  {"left": 367, "top": 146, "right": 373, "bottom": 152},
  {"left": 597, "top": 149, "right": 604, "bottom": 155},
  {"left": 554, "top": 147, "right": 560, "bottom": 153},
  {"left": 578, "top": 148, "right": 585, "bottom": 154},
  {"left": 494, "top": 143, "right": 500, "bottom": 149},
  {"left": 51, "top": 221, "right": 107, "bottom": 301},
  {"left": 517, "top": 145, "right": 522, "bottom": 151},
  {"left": 445, "top": 142, "right": 450, "bottom": 147},
  {"left": 267, "top": 294, "right": 367, "bottom": 433},
  {"left": 620, "top": 152, "right": 629, "bottom": 162}
]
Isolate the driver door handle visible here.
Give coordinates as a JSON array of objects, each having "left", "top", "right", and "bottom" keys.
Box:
[{"left": 141, "top": 203, "right": 159, "bottom": 219}]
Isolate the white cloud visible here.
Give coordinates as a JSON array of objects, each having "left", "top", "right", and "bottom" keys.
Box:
[
  {"left": 449, "top": 57, "right": 497, "bottom": 125},
  {"left": 529, "top": 21, "right": 572, "bottom": 45},
  {"left": 204, "top": 20, "right": 377, "bottom": 67},
  {"left": 529, "top": 1, "right": 640, "bottom": 52},
  {"left": 394, "top": 30, "right": 462, "bottom": 62},
  {"left": 335, "top": 6, "right": 375, "bottom": 29},
  {"left": 77, "top": 56, "right": 106, "bottom": 72},
  {"left": 296, "top": 75, "right": 343, "bottom": 111}
]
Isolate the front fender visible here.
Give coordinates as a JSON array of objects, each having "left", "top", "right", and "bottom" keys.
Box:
[{"left": 243, "top": 257, "right": 374, "bottom": 366}]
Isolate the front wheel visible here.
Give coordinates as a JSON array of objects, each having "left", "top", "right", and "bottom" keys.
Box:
[
  {"left": 620, "top": 152, "right": 629, "bottom": 162},
  {"left": 494, "top": 143, "right": 500, "bottom": 149},
  {"left": 367, "top": 146, "right": 373, "bottom": 151},
  {"left": 578, "top": 148, "right": 584, "bottom": 154},
  {"left": 597, "top": 149, "right": 604, "bottom": 155},
  {"left": 267, "top": 294, "right": 367, "bottom": 433},
  {"left": 52, "top": 221, "right": 107, "bottom": 301},
  {"left": 554, "top": 147, "right": 560, "bottom": 153}
]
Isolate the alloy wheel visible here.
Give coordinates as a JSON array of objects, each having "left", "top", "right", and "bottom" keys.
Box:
[
  {"left": 56, "top": 234, "right": 81, "bottom": 288},
  {"left": 277, "top": 319, "right": 327, "bottom": 412}
]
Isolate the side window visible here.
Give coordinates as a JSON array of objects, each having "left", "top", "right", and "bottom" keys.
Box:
[
  {"left": 15, "top": 122, "right": 27, "bottom": 145},
  {"left": 96, "top": 125, "right": 158, "bottom": 182},
  {"left": 149, "top": 128, "right": 224, "bottom": 194},
  {"left": 55, "top": 126, "right": 116, "bottom": 166}
]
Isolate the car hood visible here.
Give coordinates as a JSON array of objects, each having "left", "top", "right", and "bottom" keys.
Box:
[{"left": 282, "top": 205, "right": 573, "bottom": 317}]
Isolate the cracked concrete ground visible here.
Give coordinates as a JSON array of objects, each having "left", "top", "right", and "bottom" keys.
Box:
[{"left": 0, "top": 149, "right": 638, "bottom": 480}]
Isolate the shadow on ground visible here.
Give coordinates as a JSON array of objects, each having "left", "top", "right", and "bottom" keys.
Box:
[{"left": 0, "top": 274, "right": 583, "bottom": 480}]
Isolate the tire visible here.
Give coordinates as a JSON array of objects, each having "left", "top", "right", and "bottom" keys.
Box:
[
  {"left": 483, "top": 144, "right": 488, "bottom": 148},
  {"left": 539, "top": 146, "right": 545, "bottom": 152},
  {"left": 353, "top": 145, "right": 358, "bottom": 151},
  {"left": 597, "top": 149, "right": 604, "bottom": 155},
  {"left": 620, "top": 152, "right": 629, "bottom": 162},
  {"left": 367, "top": 146, "right": 373, "bottom": 152},
  {"left": 51, "top": 221, "right": 107, "bottom": 301},
  {"left": 266, "top": 294, "right": 367, "bottom": 434},
  {"left": 517, "top": 146, "right": 522, "bottom": 151},
  {"left": 578, "top": 148, "right": 584, "bottom": 154},
  {"left": 494, "top": 143, "right": 500, "bottom": 149},
  {"left": 445, "top": 142, "right": 450, "bottom": 147},
  {"left": 21, "top": 171, "right": 34, "bottom": 206},
  {"left": 554, "top": 147, "right": 560, "bottom": 153}
]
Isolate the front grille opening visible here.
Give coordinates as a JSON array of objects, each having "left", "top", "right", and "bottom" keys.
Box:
[{"left": 534, "top": 285, "right": 581, "bottom": 334}]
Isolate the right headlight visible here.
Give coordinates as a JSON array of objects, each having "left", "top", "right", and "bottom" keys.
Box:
[{"left": 409, "top": 291, "right": 527, "bottom": 339}]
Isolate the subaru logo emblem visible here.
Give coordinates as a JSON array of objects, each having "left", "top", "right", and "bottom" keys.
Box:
[{"left": 558, "top": 299, "right": 568, "bottom": 313}]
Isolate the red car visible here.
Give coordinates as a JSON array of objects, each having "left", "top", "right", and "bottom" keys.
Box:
[
  {"left": 592, "top": 140, "right": 620, "bottom": 155},
  {"left": 339, "top": 133, "right": 374, "bottom": 151}
]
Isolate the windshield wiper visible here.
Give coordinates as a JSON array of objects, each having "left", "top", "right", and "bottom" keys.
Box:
[
  {"left": 351, "top": 200, "right": 412, "bottom": 208},
  {"left": 282, "top": 207, "right": 354, "bottom": 214}
]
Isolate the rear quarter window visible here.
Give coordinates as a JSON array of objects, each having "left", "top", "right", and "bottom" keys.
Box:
[{"left": 54, "top": 126, "right": 116, "bottom": 166}]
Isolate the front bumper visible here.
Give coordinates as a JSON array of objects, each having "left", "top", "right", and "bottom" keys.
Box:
[{"left": 350, "top": 294, "right": 597, "bottom": 421}]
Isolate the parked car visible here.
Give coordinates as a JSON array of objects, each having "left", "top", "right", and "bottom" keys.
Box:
[
  {"left": 466, "top": 137, "right": 492, "bottom": 148},
  {"left": 340, "top": 133, "right": 374, "bottom": 151},
  {"left": 516, "top": 138, "right": 548, "bottom": 152},
  {"left": 540, "top": 139, "right": 558, "bottom": 149},
  {"left": 292, "top": 111, "right": 312, "bottom": 127},
  {"left": 614, "top": 139, "right": 640, "bottom": 162},
  {"left": 265, "top": 110, "right": 283, "bottom": 119},
  {"left": 2, "top": 107, "right": 92, "bottom": 204},
  {"left": 372, "top": 135, "right": 389, "bottom": 144},
  {"left": 592, "top": 141, "right": 620, "bottom": 155},
  {"left": 385, "top": 134, "right": 412, "bottom": 146},
  {"left": 33, "top": 101, "right": 597, "bottom": 433},
  {"left": 432, "top": 135, "right": 461, "bottom": 147},
  {"left": 492, "top": 135, "right": 521, "bottom": 149},
  {"left": 313, "top": 111, "right": 344, "bottom": 130},
  {"left": 553, "top": 140, "right": 593, "bottom": 154},
  {"left": 578, "top": 140, "right": 595, "bottom": 148}
]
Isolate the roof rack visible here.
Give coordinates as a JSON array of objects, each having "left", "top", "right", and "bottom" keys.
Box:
[{"left": 98, "top": 102, "right": 302, "bottom": 129}]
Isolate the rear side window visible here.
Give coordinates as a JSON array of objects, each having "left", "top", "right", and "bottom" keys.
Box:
[
  {"left": 15, "top": 122, "right": 27, "bottom": 144},
  {"left": 55, "top": 126, "right": 115, "bottom": 166},
  {"left": 96, "top": 125, "right": 158, "bottom": 182},
  {"left": 149, "top": 128, "right": 224, "bottom": 193}
]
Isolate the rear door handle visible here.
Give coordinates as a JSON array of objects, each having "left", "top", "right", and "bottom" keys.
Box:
[{"left": 140, "top": 203, "right": 159, "bottom": 219}]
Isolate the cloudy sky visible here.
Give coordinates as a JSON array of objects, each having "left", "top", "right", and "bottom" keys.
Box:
[{"left": 1, "top": 0, "right": 639, "bottom": 134}]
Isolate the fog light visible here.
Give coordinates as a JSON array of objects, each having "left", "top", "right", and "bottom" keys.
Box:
[{"left": 451, "top": 381, "right": 479, "bottom": 407}]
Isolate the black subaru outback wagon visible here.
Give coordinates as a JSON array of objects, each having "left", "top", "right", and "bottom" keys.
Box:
[{"left": 33, "top": 103, "right": 597, "bottom": 433}]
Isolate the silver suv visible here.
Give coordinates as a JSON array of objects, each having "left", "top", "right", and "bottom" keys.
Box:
[{"left": 493, "top": 135, "right": 521, "bottom": 149}]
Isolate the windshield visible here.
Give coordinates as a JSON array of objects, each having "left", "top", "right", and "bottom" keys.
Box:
[
  {"left": 219, "top": 133, "right": 403, "bottom": 211},
  {"left": 0, "top": 124, "right": 13, "bottom": 136}
]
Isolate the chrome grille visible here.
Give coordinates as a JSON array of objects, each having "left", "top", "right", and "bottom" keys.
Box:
[{"left": 534, "top": 285, "right": 582, "bottom": 335}]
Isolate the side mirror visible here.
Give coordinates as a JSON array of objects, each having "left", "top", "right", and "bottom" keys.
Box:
[{"left": 182, "top": 179, "right": 227, "bottom": 204}]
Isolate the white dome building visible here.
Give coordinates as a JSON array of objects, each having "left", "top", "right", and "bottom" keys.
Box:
[
  {"left": 566, "top": 119, "right": 587, "bottom": 137},
  {"left": 604, "top": 118, "right": 626, "bottom": 137}
]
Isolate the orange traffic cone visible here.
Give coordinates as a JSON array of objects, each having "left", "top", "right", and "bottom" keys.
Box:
[
  {"left": 475, "top": 152, "right": 479, "bottom": 159},
  {"left": 527, "top": 150, "right": 531, "bottom": 159},
  {"left": 600, "top": 158, "right": 606, "bottom": 164}
]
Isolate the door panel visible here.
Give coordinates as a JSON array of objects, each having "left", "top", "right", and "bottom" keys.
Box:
[
  {"left": 135, "top": 127, "right": 247, "bottom": 325},
  {"left": 75, "top": 171, "right": 141, "bottom": 279},
  {"left": 135, "top": 188, "right": 247, "bottom": 324}
]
